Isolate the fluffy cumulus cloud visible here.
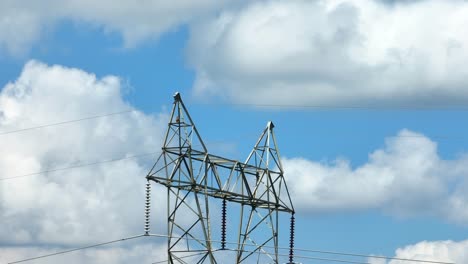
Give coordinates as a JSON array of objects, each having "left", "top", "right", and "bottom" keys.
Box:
[
  {"left": 188, "top": 0, "right": 468, "bottom": 107},
  {"left": 0, "top": 61, "right": 169, "bottom": 262},
  {"left": 368, "top": 239, "right": 468, "bottom": 263},
  {"left": 283, "top": 129, "right": 468, "bottom": 224},
  {"left": 0, "top": 0, "right": 236, "bottom": 55}
]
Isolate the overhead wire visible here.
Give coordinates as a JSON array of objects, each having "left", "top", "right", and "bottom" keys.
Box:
[
  {"left": 193, "top": 101, "right": 468, "bottom": 111},
  {"left": 222, "top": 248, "right": 370, "bottom": 264},
  {"left": 6, "top": 234, "right": 145, "bottom": 264},
  {"left": 146, "top": 233, "right": 454, "bottom": 264},
  {"left": 151, "top": 251, "right": 216, "bottom": 264},
  {"left": 0, "top": 110, "right": 134, "bottom": 136},
  {"left": 0, "top": 142, "right": 206, "bottom": 182},
  {"left": 0, "top": 152, "right": 160, "bottom": 181},
  {"left": 0, "top": 108, "right": 464, "bottom": 142},
  {"left": 283, "top": 247, "right": 452, "bottom": 264},
  {"left": 0, "top": 128, "right": 464, "bottom": 182},
  {"left": 5, "top": 232, "right": 455, "bottom": 264},
  {"left": 205, "top": 132, "right": 467, "bottom": 147},
  {"left": 153, "top": 246, "right": 372, "bottom": 264},
  {"left": 284, "top": 247, "right": 452, "bottom": 264}
]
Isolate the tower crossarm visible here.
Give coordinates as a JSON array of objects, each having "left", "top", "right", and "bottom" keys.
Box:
[{"left": 147, "top": 149, "right": 294, "bottom": 213}]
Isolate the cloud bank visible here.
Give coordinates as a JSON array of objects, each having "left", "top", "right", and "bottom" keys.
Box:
[
  {"left": 284, "top": 129, "right": 468, "bottom": 224},
  {"left": 188, "top": 0, "right": 468, "bottom": 106},
  {"left": 3, "top": 0, "right": 468, "bottom": 106},
  {"left": 4, "top": 0, "right": 468, "bottom": 106},
  {"left": 0, "top": 0, "right": 235, "bottom": 55}
]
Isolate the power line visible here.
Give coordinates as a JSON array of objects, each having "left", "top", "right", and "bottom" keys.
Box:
[
  {"left": 0, "top": 142, "right": 203, "bottom": 182},
  {"left": 151, "top": 251, "right": 215, "bottom": 264},
  {"left": 0, "top": 132, "right": 464, "bottom": 182},
  {"left": 154, "top": 246, "right": 371, "bottom": 264},
  {"left": 206, "top": 132, "right": 467, "bottom": 145},
  {"left": 0, "top": 152, "right": 160, "bottom": 181},
  {"left": 222, "top": 248, "right": 370, "bottom": 264},
  {"left": 0, "top": 108, "right": 465, "bottom": 142},
  {"left": 286, "top": 247, "right": 453, "bottom": 264},
  {"left": 0, "top": 110, "right": 134, "bottom": 136},
  {"left": 225, "top": 247, "right": 373, "bottom": 264},
  {"left": 147, "top": 234, "right": 454, "bottom": 264},
  {"left": 5, "top": 233, "right": 455, "bottom": 264},
  {"left": 194, "top": 101, "right": 468, "bottom": 111},
  {"left": 7, "top": 234, "right": 145, "bottom": 264},
  {"left": 385, "top": 134, "right": 466, "bottom": 141}
]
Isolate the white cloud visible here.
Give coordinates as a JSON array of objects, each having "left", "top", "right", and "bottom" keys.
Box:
[
  {"left": 0, "top": 0, "right": 236, "bottom": 55},
  {"left": 0, "top": 60, "right": 168, "bottom": 255},
  {"left": 188, "top": 0, "right": 468, "bottom": 106},
  {"left": 0, "top": 3, "right": 45, "bottom": 56},
  {"left": 283, "top": 129, "right": 468, "bottom": 223},
  {"left": 368, "top": 239, "right": 468, "bottom": 264}
]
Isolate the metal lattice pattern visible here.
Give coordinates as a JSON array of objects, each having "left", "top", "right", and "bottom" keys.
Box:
[{"left": 146, "top": 93, "right": 295, "bottom": 263}]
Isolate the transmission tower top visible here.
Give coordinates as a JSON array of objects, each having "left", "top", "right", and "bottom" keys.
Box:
[{"left": 146, "top": 92, "right": 295, "bottom": 263}]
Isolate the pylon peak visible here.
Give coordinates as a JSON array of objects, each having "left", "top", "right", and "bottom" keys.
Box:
[
  {"left": 267, "top": 120, "right": 275, "bottom": 129},
  {"left": 173, "top": 91, "right": 181, "bottom": 101}
]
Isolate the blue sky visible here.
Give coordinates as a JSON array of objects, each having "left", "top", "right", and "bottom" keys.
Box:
[{"left": 1, "top": 0, "right": 468, "bottom": 263}]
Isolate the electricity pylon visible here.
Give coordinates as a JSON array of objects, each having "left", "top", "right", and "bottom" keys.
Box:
[{"left": 146, "top": 93, "right": 295, "bottom": 263}]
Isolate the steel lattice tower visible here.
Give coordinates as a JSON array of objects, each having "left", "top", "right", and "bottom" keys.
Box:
[{"left": 146, "top": 93, "right": 295, "bottom": 263}]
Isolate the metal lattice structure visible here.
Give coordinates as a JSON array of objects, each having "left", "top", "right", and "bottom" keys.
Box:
[{"left": 146, "top": 93, "right": 295, "bottom": 263}]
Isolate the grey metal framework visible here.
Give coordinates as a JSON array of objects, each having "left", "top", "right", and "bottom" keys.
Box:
[{"left": 146, "top": 93, "right": 295, "bottom": 263}]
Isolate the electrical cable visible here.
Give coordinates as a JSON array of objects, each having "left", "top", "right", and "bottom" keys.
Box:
[
  {"left": 6, "top": 234, "right": 145, "bottom": 264},
  {"left": 0, "top": 110, "right": 134, "bottom": 136},
  {"left": 0, "top": 107, "right": 464, "bottom": 142},
  {"left": 284, "top": 247, "right": 452, "bottom": 264},
  {"left": 0, "top": 151, "right": 160, "bottom": 181},
  {"left": 7, "top": 232, "right": 454, "bottom": 264},
  {"left": 151, "top": 251, "right": 215, "bottom": 264},
  {"left": 0, "top": 108, "right": 464, "bottom": 143},
  {"left": 222, "top": 247, "right": 370, "bottom": 264},
  {"left": 146, "top": 233, "right": 454, "bottom": 264},
  {"left": 0, "top": 127, "right": 464, "bottom": 182},
  {"left": 193, "top": 101, "right": 468, "bottom": 111},
  {"left": 0, "top": 142, "right": 203, "bottom": 182}
]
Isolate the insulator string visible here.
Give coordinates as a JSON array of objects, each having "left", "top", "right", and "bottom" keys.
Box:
[
  {"left": 145, "top": 181, "right": 151, "bottom": 235},
  {"left": 289, "top": 212, "right": 295, "bottom": 263},
  {"left": 221, "top": 198, "right": 227, "bottom": 250}
]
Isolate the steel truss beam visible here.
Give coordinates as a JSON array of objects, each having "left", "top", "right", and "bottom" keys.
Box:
[{"left": 147, "top": 93, "right": 295, "bottom": 263}]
